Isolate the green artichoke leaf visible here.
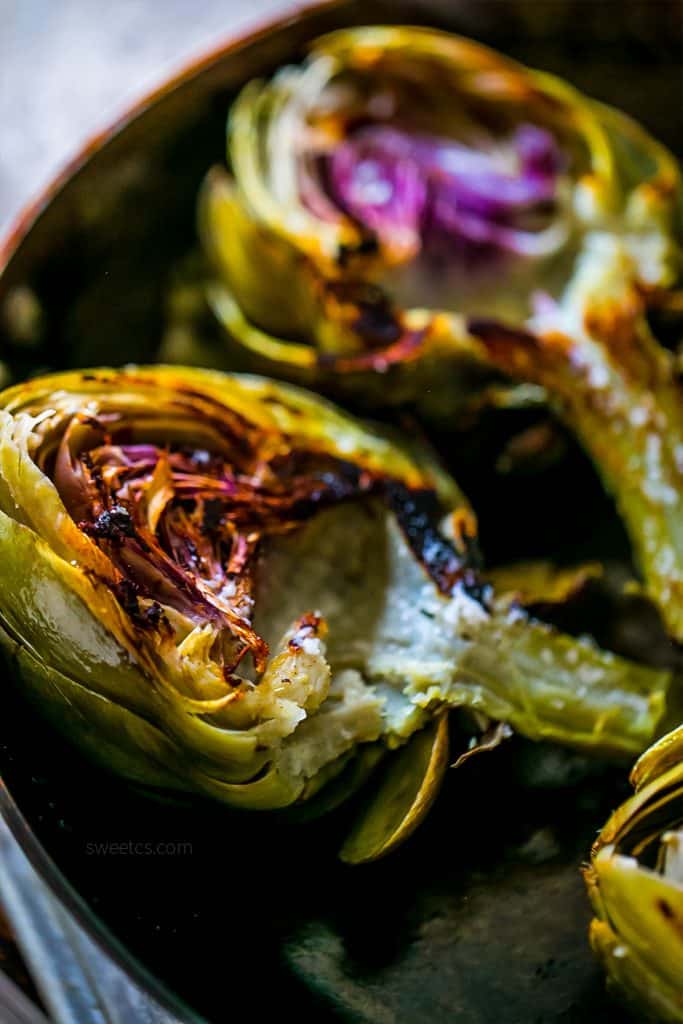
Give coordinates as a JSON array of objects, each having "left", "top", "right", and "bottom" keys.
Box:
[
  {"left": 0, "top": 367, "right": 673, "bottom": 827},
  {"left": 0, "top": 622, "right": 195, "bottom": 793},
  {"left": 200, "top": 167, "right": 322, "bottom": 349},
  {"left": 586, "top": 725, "right": 683, "bottom": 1021},
  {"left": 339, "top": 712, "right": 449, "bottom": 864}
]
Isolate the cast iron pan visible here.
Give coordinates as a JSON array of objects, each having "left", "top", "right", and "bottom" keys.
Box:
[{"left": 1, "top": 1, "right": 681, "bottom": 1020}]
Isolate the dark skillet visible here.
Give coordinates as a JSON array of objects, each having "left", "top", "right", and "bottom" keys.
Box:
[{"left": 0, "top": 1, "right": 681, "bottom": 1020}]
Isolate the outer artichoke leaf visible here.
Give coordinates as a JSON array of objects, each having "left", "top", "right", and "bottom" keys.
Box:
[
  {"left": 6, "top": 630, "right": 300, "bottom": 808},
  {"left": 0, "top": 506, "right": 155, "bottom": 718},
  {"left": 0, "top": 622, "right": 206, "bottom": 793},
  {"left": 206, "top": 279, "right": 317, "bottom": 379},
  {"left": 339, "top": 712, "right": 449, "bottom": 864},
  {"left": 0, "top": 581, "right": 274, "bottom": 791},
  {"left": 0, "top": 500, "right": 277, "bottom": 783},
  {"left": 205, "top": 277, "right": 494, "bottom": 419},
  {"left": 199, "top": 167, "right": 321, "bottom": 348}
]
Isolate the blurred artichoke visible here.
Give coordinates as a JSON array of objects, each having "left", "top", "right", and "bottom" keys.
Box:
[
  {"left": 0, "top": 367, "right": 673, "bottom": 828},
  {"left": 586, "top": 726, "right": 683, "bottom": 1020},
  {"left": 200, "top": 24, "right": 580, "bottom": 412},
  {"left": 199, "top": 24, "right": 683, "bottom": 641},
  {"left": 200, "top": 26, "right": 679, "bottom": 402}
]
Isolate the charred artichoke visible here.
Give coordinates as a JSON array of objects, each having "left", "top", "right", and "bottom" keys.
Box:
[
  {"left": 586, "top": 726, "right": 683, "bottom": 1020},
  {"left": 199, "top": 24, "right": 683, "bottom": 641},
  {"left": 0, "top": 367, "right": 673, "bottom": 827}
]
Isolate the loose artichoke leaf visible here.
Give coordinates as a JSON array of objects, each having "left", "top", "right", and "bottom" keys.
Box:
[
  {"left": 339, "top": 712, "right": 449, "bottom": 864},
  {"left": 451, "top": 720, "right": 512, "bottom": 770}
]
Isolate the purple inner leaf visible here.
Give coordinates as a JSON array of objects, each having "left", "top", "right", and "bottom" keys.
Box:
[{"left": 321, "top": 123, "right": 561, "bottom": 258}]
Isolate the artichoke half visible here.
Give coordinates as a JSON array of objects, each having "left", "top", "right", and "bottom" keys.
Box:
[
  {"left": 0, "top": 367, "right": 672, "bottom": 832},
  {"left": 200, "top": 24, "right": 583, "bottom": 412},
  {"left": 586, "top": 726, "right": 683, "bottom": 1020},
  {"left": 199, "top": 26, "right": 678, "bottom": 395},
  {"left": 198, "top": 24, "right": 683, "bottom": 641}
]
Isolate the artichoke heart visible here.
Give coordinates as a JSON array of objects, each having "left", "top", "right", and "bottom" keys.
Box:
[
  {"left": 586, "top": 726, "right": 683, "bottom": 1021},
  {"left": 0, "top": 367, "right": 672, "bottom": 816}
]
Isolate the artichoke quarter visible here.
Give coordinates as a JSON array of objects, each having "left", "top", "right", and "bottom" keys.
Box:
[
  {"left": 586, "top": 726, "right": 683, "bottom": 1020},
  {"left": 197, "top": 24, "right": 683, "bottom": 643},
  {"left": 0, "top": 367, "right": 673, "bottom": 831}
]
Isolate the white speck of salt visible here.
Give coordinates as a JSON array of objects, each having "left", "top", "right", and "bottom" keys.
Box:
[{"left": 301, "top": 636, "right": 323, "bottom": 656}]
